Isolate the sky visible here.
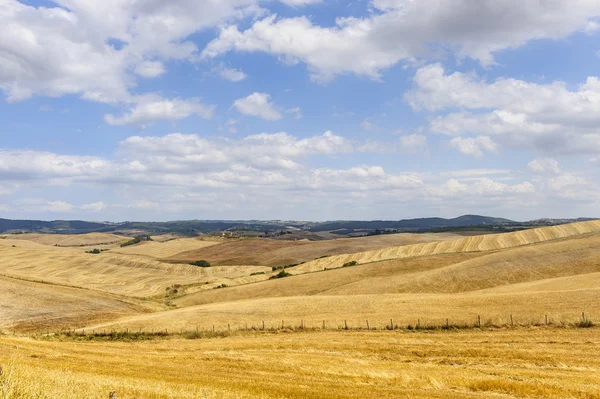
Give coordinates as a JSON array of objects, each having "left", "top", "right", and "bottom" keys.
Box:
[{"left": 1, "top": 0, "right": 600, "bottom": 222}]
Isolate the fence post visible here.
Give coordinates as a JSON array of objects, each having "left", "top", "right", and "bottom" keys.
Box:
[
  {"left": 390, "top": 319, "right": 393, "bottom": 330},
  {"left": 477, "top": 315, "right": 481, "bottom": 328},
  {"left": 228, "top": 323, "right": 231, "bottom": 332},
  {"left": 322, "top": 320, "right": 325, "bottom": 330},
  {"left": 417, "top": 319, "right": 420, "bottom": 329},
  {"left": 446, "top": 318, "right": 449, "bottom": 329},
  {"left": 262, "top": 320, "right": 265, "bottom": 330},
  {"left": 366, "top": 320, "right": 370, "bottom": 330},
  {"left": 510, "top": 314, "right": 513, "bottom": 327},
  {"left": 545, "top": 314, "right": 548, "bottom": 325},
  {"left": 212, "top": 325, "right": 215, "bottom": 333},
  {"left": 344, "top": 320, "right": 348, "bottom": 330},
  {"left": 582, "top": 311, "right": 586, "bottom": 321}
]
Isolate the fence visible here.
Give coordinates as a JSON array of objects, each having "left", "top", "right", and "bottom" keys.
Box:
[{"left": 24, "top": 311, "right": 595, "bottom": 339}]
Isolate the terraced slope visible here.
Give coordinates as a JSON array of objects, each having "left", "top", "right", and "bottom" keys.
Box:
[
  {"left": 165, "top": 232, "right": 462, "bottom": 267},
  {"left": 292, "top": 220, "right": 600, "bottom": 273}
]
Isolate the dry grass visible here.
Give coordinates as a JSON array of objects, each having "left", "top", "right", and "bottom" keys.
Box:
[
  {"left": 0, "top": 275, "right": 146, "bottom": 333},
  {"left": 1, "top": 329, "right": 600, "bottom": 398},
  {"left": 0, "top": 244, "right": 270, "bottom": 297},
  {"left": 1, "top": 233, "right": 125, "bottom": 247},
  {"left": 164, "top": 232, "right": 461, "bottom": 266},
  {"left": 293, "top": 220, "right": 600, "bottom": 272},
  {"left": 112, "top": 237, "right": 222, "bottom": 258},
  {"left": 92, "top": 288, "right": 600, "bottom": 332}
]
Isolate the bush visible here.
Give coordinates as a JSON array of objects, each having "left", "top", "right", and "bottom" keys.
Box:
[
  {"left": 272, "top": 264, "right": 298, "bottom": 271},
  {"left": 120, "top": 235, "right": 152, "bottom": 247},
  {"left": 269, "top": 270, "right": 292, "bottom": 280},
  {"left": 214, "top": 284, "right": 228, "bottom": 289},
  {"left": 86, "top": 248, "right": 102, "bottom": 254},
  {"left": 190, "top": 260, "right": 211, "bottom": 268},
  {"left": 342, "top": 260, "right": 358, "bottom": 267},
  {"left": 250, "top": 272, "right": 266, "bottom": 276}
]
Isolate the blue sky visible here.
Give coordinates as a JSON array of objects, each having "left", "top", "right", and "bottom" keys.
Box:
[{"left": 1, "top": 0, "right": 600, "bottom": 221}]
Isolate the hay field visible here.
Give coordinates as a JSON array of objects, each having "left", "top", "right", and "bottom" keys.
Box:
[
  {"left": 293, "top": 220, "right": 600, "bottom": 273},
  {"left": 0, "top": 275, "right": 146, "bottom": 332},
  {"left": 2, "top": 329, "right": 600, "bottom": 399},
  {"left": 164, "top": 232, "right": 462, "bottom": 266},
  {"left": 1, "top": 232, "right": 125, "bottom": 247},
  {"left": 0, "top": 244, "right": 270, "bottom": 297},
  {"left": 112, "top": 237, "right": 222, "bottom": 258},
  {"left": 95, "top": 288, "right": 600, "bottom": 332}
]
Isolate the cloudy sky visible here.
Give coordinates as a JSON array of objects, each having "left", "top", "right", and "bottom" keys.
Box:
[{"left": 1, "top": 0, "right": 600, "bottom": 221}]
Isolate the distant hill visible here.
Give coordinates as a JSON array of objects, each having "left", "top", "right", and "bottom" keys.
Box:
[
  {"left": 1, "top": 215, "right": 595, "bottom": 236},
  {"left": 308, "top": 215, "right": 516, "bottom": 233},
  {"left": 0, "top": 218, "right": 110, "bottom": 234}
]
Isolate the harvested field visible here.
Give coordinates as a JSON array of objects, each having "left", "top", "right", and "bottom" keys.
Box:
[
  {"left": 293, "top": 220, "right": 600, "bottom": 272},
  {"left": 2, "top": 329, "right": 600, "bottom": 398},
  {"left": 0, "top": 275, "right": 146, "bottom": 333},
  {"left": 1, "top": 232, "right": 125, "bottom": 247},
  {"left": 0, "top": 244, "right": 270, "bottom": 297},
  {"left": 165, "top": 232, "right": 462, "bottom": 266}
]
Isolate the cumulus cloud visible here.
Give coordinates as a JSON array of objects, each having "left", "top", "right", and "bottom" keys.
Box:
[
  {"left": 232, "top": 92, "right": 283, "bottom": 120},
  {"left": 450, "top": 136, "right": 498, "bottom": 158},
  {"left": 214, "top": 64, "right": 248, "bottom": 82},
  {"left": 202, "top": 1, "right": 600, "bottom": 81},
  {"left": 408, "top": 64, "right": 600, "bottom": 155},
  {"left": 134, "top": 61, "right": 166, "bottom": 78},
  {"left": 528, "top": 158, "right": 561, "bottom": 176},
  {"left": 104, "top": 96, "right": 215, "bottom": 128}
]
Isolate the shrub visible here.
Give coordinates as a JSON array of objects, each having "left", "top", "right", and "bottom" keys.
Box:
[
  {"left": 250, "top": 272, "right": 266, "bottom": 276},
  {"left": 342, "top": 260, "right": 358, "bottom": 267},
  {"left": 214, "top": 284, "right": 228, "bottom": 289},
  {"left": 576, "top": 319, "right": 595, "bottom": 328},
  {"left": 190, "top": 260, "right": 211, "bottom": 268},
  {"left": 120, "top": 235, "right": 152, "bottom": 247},
  {"left": 269, "top": 270, "right": 292, "bottom": 280},
  {"left": 272, "top": 263, "right": 298, "bottom": 271},
  {"left": 86, "top": 248, "right": 101, "bottom": 254}
]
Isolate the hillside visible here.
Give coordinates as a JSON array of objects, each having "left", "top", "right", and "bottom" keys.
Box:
[{"left": 293, "top": 220, "right": 600, "bottom": 273}]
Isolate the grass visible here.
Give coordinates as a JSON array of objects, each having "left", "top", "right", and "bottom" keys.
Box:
[{"left": 2, "top": 329, "right": 600, "bottom": 398}]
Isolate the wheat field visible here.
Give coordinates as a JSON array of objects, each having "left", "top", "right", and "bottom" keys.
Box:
[
  {"left": 2, "top": 221, "right": 600, "bottom": 398},
  {"left": 1, "top": 329, "right": 600, "bottom": 399},
  {"left": 293, "top": 220, "right": 600, "bottom": 272}
]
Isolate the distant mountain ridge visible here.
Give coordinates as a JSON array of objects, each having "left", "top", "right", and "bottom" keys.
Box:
[
  {"left": 0, "top": 214, "right": 515, "bottom": 235},
  {"left": 307, "top": 215, "right": 515, "bottom": 232}
]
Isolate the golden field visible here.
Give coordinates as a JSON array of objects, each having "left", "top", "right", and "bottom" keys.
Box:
[
  {"left": 2, "top": 221, "right": 600, "bottom": 398},
  {"left": 2, "top": 329, "right": 600, "bottom": 398}
]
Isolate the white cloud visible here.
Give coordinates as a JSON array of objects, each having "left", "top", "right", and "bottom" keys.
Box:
[
  {"left": 528, "top": 158, "right": 561, "bottom": 176},
  {"left": 285, "top": 107, "right": 302, "bottom": 120},
  {"left": 0, "top": 0, "right": 264, "bottom": 103},
  {"left": 450, "top": 136, "right": 497, "bottom": 158},
  {"left": 408, "top": 64, "right": 600, "bottom": 155},
  {"left": 134, "top": 61, "right": 166, "bottom": 78},
  {"left": 214, "top": 64, "right": 248, "bottom": 82},
  {"left": 104, "top": 96, "right": 215, "bottom": 128},
  {"left": 202, "top": 1, "right": 600, "bottom": 81},
  {"left": 80, "top": 202, "right": 108, "bottom": 212},
  {"left": 232, "top": 92, "right": 282, "bottom": 120}
]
